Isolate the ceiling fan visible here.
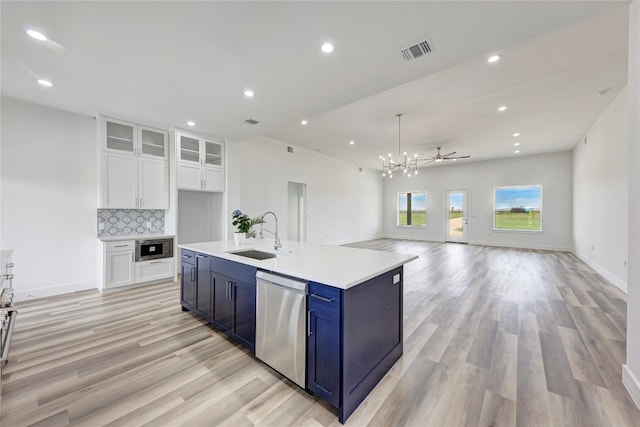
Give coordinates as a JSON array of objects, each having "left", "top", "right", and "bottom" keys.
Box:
[{"left": 425, "top": 146, "right": 471, "bottom": 164}]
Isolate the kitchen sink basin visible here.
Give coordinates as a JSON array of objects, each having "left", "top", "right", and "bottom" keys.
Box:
[{"left": 228, "top": 249, "right": 286, "bottom": 260}]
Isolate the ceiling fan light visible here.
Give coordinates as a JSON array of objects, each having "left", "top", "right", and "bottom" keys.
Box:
[{"left": 435, "top": 158, "right": 442, "bottom": 162}]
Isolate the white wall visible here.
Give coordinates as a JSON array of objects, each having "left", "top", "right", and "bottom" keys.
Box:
[
  {"left": 382, "top": 151, "right": 573, "bottom": 251},
  {"left": 624, "top": 0, "right": 640, "bottom": 410},
  {"left": 0, "top": 98, "right": 98, "bottom": 300},
  {"left": 573, "top": 87, "right": 628, "bottom": 292},
  {"left": 227, "top": 136, "right": 383, "bottom": 245}
]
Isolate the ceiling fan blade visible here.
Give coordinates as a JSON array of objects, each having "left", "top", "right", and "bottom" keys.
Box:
[
  {"left": 441, "top": 151, "right": 456, "bottom": 157},
  {"left": 444, "top": 155, "right": 470, "bottom": 159}
]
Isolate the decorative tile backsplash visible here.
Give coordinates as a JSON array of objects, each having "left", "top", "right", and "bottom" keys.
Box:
[{"left": 97, "top": 209, "right": 165, "bottom": 237}]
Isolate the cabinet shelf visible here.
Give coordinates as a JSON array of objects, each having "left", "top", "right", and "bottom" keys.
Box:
[
  {"left": 181, "top": 148, "right": 200, "bottom": 155},
  {"left": 107, "top": 135, "right": 134, "bottom": 143},
  {"left": 142, "top": 141, "right": 165, "bottom": 148}
]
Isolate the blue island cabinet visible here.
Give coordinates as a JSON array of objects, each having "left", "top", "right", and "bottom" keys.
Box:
[
  {"left": 307, "top": 267, "right": 404, "bottom": 423},
  {"left": 180, "top": 250, "right": 257, "bottom": 354}
]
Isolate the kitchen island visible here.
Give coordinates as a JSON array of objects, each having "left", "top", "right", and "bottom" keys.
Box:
[{"left": 178, "top": 239, "right": 417, "bottom": 423}]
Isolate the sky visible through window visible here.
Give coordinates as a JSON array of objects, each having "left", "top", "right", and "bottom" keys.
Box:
[
  {"left": 398, "top": 193, "right": 426, "bottom": 210},
  {"left": 495, "top": 185, "right": 541, "bottom": 210},
  {"left": 449, "top": 193, "right": 463, "bottom": 210}
]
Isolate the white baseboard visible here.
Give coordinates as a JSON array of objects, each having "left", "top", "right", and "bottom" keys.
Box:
[
  {"left": 382, "top": 234, "right": 444, "bottom": 243},
  {"left": 327, "top": 234, "right": 385, "bottom": 246},
  {"left": 470, "top": 239, "right": 573, "bottom": 252},
  {"left": 14, "top": 279, "right": 97, "bottom": 302},
  {"left": 623, "top": 364, "right": 640, "bottom": 409},
  {"left": 574, "top": 250, "right": 627, "bottom": 293}
]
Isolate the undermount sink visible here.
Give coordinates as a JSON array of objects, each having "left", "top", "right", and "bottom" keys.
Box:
[{"left": 228, "top": 249, "right": 286, "bottom": 260}]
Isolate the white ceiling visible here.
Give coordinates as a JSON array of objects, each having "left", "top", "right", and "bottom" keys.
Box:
[{"left": 1, "top": 1, "right": 629, "bottom": 170}]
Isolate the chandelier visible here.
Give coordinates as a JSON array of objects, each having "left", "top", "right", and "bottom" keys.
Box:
[{"left": 380, "top": 113, "right": 419, "bottom": 178}]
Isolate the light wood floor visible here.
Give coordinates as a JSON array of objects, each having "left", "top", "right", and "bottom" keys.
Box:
[{"left": 2, "top": 239, "right": 639, "bottom": 426}]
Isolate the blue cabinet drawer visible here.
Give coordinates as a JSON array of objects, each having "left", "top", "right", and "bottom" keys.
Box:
[
  {"left": 309, "top": 282, "right": 341, "bottom": 314},
  {"left": 211, "top": 257, "right": 257, "bottom": 285},
  {"left": 181, "top": 249, "right": 195, "bottom": 265}
]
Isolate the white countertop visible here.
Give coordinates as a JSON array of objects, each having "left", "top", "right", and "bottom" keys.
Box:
[
  {"left": 99, "top": 234, "right": 175, "bottom": 242},
  {"left": 179, "top": 240, "right": 418, "bottom": 289}
]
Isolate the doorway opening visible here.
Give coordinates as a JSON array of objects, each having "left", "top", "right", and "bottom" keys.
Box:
[
  {"left": 287, "top": 182, "right": 307, "bottom": 242},
  {"left": 446, "top": 189, "right": 468, "bottom": 243}
]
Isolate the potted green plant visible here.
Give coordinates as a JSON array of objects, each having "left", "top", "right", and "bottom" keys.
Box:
[{"left": 231, "top": 210, "right": 265, "bottom": 243}]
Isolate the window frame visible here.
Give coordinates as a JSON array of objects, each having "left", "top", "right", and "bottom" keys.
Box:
[
  {"left": 493, "top": 184, "right": 543, "bottom": 232},
  {"left": 397, "top": 191, "right": 427, "bottom": 227}
]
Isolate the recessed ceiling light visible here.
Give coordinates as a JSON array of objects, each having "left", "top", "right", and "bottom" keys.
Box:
[
  {"left": 514, "top": 142, "right": 520, "bottom": 146},
  {"left": 301, "top": 119, "right": 308, "bottom": 125},
  {"left": 597, "top": 87, "right": 612, "bottom": 96},
  {"left": 498, "top": 106, "right": 508, "bottom": 112},
  {"left": 349, "top": 140, "right": 355, "bottom": 145},
  {"left": 244, "top": 90, "right": 254, "bottom": 98},
  {"left": 26, "top": 29, "right": 47, "bottom": 41},
  {"left": 37, "top": 79, "right": 53, "bottom": 87},
  {"left": 321, "top": 42, "right": 334, "bottom": 54},
  {"left": 514, "top": 150, "right": 520, "bottom": 154},
  {"left": 187, "top": 121, "right": 196, "bottom": 127},
  {"left": 513, "top": 132, "right": 520, "bottom": 137},
  {"left": 487, "top": 54, "right": 501, "bottom": 63}
]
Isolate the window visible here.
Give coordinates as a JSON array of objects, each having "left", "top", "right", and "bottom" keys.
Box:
[
  {"left": 494, "top": 185, "right": 542, "bottom": 231},
  {"left": 398, "top": 192, "right": 426, "bottom": 226}
]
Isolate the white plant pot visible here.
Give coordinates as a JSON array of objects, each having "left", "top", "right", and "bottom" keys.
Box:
[{"left": 233, "top": 232, "right": 245, "bottom": 245}]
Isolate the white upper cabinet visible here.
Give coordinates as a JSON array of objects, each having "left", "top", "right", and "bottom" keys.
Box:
[
  {"left": 176, "top": 131, "right": 225, "bottom": 192},
  {"left": 139, "top": 126, "right": 167, "bottom": 158},
  {"left": 102, "top": 118, "right": 167, "bottom": 159},
  {"left": 105, "top": 119, "right": 135, "bottom": 154},
  {"left": 100, "top": 117, "right": 169, "bottom": 209}
]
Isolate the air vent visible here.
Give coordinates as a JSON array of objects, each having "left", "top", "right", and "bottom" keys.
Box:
[
  {"left": 287, "top": 146, "right": 294, "bottom": 153},
  {"left": 243, "top": 118, "right": 259, "bottom": 125},
  {"left": 401, "top": 38, "right": 433, "bottom": 61}
]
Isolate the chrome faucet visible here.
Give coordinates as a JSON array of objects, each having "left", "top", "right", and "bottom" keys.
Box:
[{"left": 260, "top": 211, "right": 282, "bottom": 250}]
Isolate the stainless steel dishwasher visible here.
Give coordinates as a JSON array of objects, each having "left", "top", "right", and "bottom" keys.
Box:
[{"left": 255, "top": 271, "right": 308, "bottom": 388}]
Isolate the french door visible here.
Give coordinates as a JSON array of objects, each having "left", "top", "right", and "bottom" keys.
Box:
[{"left": 445, "top": 190, "right": 468, "bottom": 243}]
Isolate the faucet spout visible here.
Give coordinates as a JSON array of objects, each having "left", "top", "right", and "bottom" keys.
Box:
[{"left": 261, "top": 211, "right": 282, "bottom": 250}]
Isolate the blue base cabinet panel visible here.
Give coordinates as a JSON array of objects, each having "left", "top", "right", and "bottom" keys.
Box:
[
  {"left": 307, "top": 267, "right": 403, "bottom": 424},
  {"left": 341, "top": 267, "right": 403, "bottom": 423},
  {"left": 308, "top": 283, "right": 341, "bottom": 407},
  {"left": 180, "top": 250, "right": 196, "bottom": 311},
  {"left": 194, "top": 254, "right": 212, "bottom": 319},
  {"left": 230, "top": 279, "right": 256, "bottom": 352}
]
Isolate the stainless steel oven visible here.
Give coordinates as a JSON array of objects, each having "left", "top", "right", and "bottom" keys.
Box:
[{"left": 135, "top": 237, "right": 173, "bottom": 262}]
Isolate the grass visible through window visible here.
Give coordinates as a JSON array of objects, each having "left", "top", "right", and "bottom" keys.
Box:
[{"left": 495, "top": 211, "right": 541, "bottom": 230}]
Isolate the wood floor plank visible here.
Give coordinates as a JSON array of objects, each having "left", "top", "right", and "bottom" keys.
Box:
[
  {"left": 539, "top": 331, "right": 580, "bottom": 400},
  {"left": 1, "top": 240, "right": 639, "bottom": 426}
]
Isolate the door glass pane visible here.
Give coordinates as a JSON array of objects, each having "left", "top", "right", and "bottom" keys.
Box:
[
  {"left": 180, "top": 136, "right": 200, "bottom": 162},
  {"left": 140, "top": 129, "right": 165, "bottom": 157},
  {"left": 448, "top": 192, "right": 464, "bottom": 237},
  {"left": 106, "top": 121, "right": 134, "bottom": 152},
  {"left": 205, "top": 141, "right": 222, "bottom": 166}
]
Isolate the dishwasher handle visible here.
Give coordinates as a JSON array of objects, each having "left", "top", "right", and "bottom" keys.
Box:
[{"left": 256, "top": 271, "right": 307, "bottom": 293}]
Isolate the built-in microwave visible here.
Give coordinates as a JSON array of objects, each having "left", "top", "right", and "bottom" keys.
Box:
[{"left": 135, "top": 237, "right": 173, "bottom": 262}]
